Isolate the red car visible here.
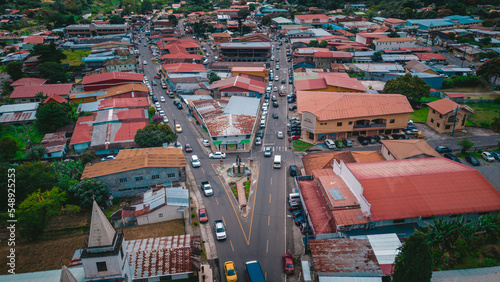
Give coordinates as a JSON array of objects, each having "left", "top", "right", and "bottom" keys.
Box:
[
  {"left": 185, "top": 144, "right": 192, "bottom": 152},
  {"left": 288, "top": 135, "right": 300, "bottom": 142},
  {"left": 154, "top": 75, "right": 161, "bottom": 79},
  {"left": 282, "top": 254, "right": 294, "bottom": 274},
  {"left": 198, "top": 208, "right": 208, "bottom": 223}
]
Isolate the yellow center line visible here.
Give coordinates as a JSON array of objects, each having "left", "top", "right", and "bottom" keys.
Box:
[
  {"left": 265, "top": 272, "right": 267, "bottom": 281},
  {"left": 216, "top": 198, "right": 219, "bottom": 205},
  {"left": 270, "top": 177, "right": 272, "bottom": 185},
  {"left": 230, "top": 240, "right": 234, "bottom": 252},
  {"left": 266, "top": 240, "right": 269, "bottom": 253},
  {"left": 269, "top": 194, "right": 271, "bottom": 204},
  {"left": 222, "top": 216, "right": 225, "bottom": 226},
  {"left": 268, "top": 215, "right": 270, "bottom": 226},
  {"left": 201, "top": 168, "right": 205, "bottom": 174}
]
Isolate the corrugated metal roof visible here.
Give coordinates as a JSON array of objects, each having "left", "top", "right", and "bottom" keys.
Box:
[
  {"left": 318, "top": 277, "right": 382, "bottom": 282},
  {"left": 431, "top": 266, "right": 500, "bottom": 281},
  {"left": 224, "top": 96, "right": 260, "bottom": 116},
  {"left": 166, "top": 187, "right": 189, "bottom": 207},
  {"left": 366, "top": 233, "right": 401, "bottom": 265},
  {"left": 0, "top": 111, "right": 37, "bottom": 123},
  {"left": 0, "top": 102, "right": 39, "bottom": 113},
  {"left": 0, "top": 266, "right": 85, "bottom": 282}
]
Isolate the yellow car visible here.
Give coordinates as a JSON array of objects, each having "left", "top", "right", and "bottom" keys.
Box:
[
  {"left": 175, "top": 124, "right": 182, "bottom": 133},
  {"left": 224, "top": 261, "right": 237, "bottom": 282},
  {"left": 151, "top": 58, "right": 158, "bottom": 61}
]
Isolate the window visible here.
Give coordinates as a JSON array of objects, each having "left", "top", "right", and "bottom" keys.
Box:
[
  {"left": 437, "top": 123, "right": 440, "bottom": 128},
  {"left": 152, "top": 175, "right": 159, "bottom": 179},
  {"left": 159, "top": 213, "right": 163, "bottom": 217},
  {"left": 421, "top": 216, "right": 433, "bottom": 220},
  {"left": 337, "top": 122, "right": 342, "bottom": 126},
  {"left": 135, "top": 176, "right": 143, "bottom": 181},
  {"left": 47, "top": 153, "right": 52, "bottom": 157},
  {"left": 119, "top": 178, "right": 127, "bottom": 183},
  {"left": 449, "top": 214, "right": 459, "bottom": 218},
  {"left": 431, "top": 118, "right": 434, "bottom": 123},
  {"left": 445, "top": 125, "right": 451, "bottom": 129},
  {"left": 96, "top": 262, "right": 107, "bottom": 272},
  {"left": 433, "top": 110, "right": 435, "bottom": 114},
  {"left": 389, "top": 119, "right": 395, "bottom": 124},
  {"left": 393, "top": 219, "right": 405, "bottom": 224},
  {"left": 348, "top": 121, "right": 353, "bottom": 125},
  {"left": 439, "top": 114, "right": 442, "bottom": 118},
  {"left": 120, "top": 248, "right": 124, "bottom": 259},
  {"left": 167, "top": 173, "right": 175, "bottom": 178}
]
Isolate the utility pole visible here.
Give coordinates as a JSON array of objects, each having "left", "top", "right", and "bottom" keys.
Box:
[{"left": 450, "top": 105, "right": 462, "bottom": 136}]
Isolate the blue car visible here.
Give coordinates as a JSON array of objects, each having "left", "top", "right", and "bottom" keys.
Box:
[
  {"left": 292, "top": 210, "right": 303, "bottom": 218},
  {"left": 177, "top": 103, "right": 183, "bottom": 109},
  {"left": 294, "top": 215, "right": 306, "bottom": 226},
  {"left": 465, "top": 155, "right": 480, "bottom": 166}
]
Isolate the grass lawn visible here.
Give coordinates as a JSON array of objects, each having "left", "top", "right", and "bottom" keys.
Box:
[
  {"left": 0, "top": 124, "right": 44, "bottom": 159},
  {"left": 62, "top": 50, "right": 90, "bottom": 66},
  {"left": 409, "top": 107, "right": 429, "bottom": 123},
  {"left": 293, "top": 140, "right": 313, "bottom": 151},
  {"left": 466, "top": 102, "right": 500, "bottom": 128},
  {"left": 0, "top": 219, "right": 185, "bottom": 273},
  {"left": 440, "top": 87, "right": 491, "bottom": 93},
  {"left": 419, "top": 96, "right": 440, "bottom": 102}
]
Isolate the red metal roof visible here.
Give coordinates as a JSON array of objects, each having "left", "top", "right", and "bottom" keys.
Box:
[
  {"left": 295, "top": 14, "right": 329, "bottom": 20},
  {"left": 346, "top": 157, "right": 500, "bottom": 221},
  {"left": 98, "top": 97, "right": 150, "bottom": 110},
  {"left": 445, "top": 92, "right": 467, "bottom": 99},
  {"left": 161, "top": 63, "right": 206, "bottom": 73},
  {"left": 82, "top": 72, "right": 144, "bottom": 86},
  {"left": 209, "top": 75, "right": 265, "bottom": 93},
  {"left": 416, "top": 52, "right": 446, "bottom": 61},
  {"left": 43, "top": 93, "right": 67, "bottom": 104},
  {"left": 70, "top": 115, "right": 94, "bottom": 145},
  {"left": 295, "top": 76, "right": 366, "bottom": 92},
  {"left": 11, "top": 77, "right": 47, "bottom": 87},
  {"left": 23, "top": 36, "right": 46, "bottom": 44},
  {"left": 10, "top": 83, "right": 73, "bottom": 99},
  {"left": 313, "top": 52, "right": 352, "bottom": 59}
]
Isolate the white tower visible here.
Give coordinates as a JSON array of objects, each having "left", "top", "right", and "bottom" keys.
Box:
[{"left": 81, "top": 201, "right": 131, "bottom": 282}]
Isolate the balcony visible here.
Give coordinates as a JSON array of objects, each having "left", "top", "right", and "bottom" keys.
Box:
[{"left": 353, "top": 123, "right": 386, "bottom": 129}]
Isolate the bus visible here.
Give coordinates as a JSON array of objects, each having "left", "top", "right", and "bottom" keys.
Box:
[{"left": 245, "top": 261, "right": 265, "bottom": 282}]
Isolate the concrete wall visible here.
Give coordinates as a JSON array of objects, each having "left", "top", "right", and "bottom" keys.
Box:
[
  {"left": 136, "top": 205, "right": 184, "bottom": 225},
  {"left": 82, "top": 239, "right": 130, "bottom": 281},
  {"left": 426, "top": 108, "right": 468, "bottom": 134},
  {"left": 333, "top": 160, "right": 371, "bottom": 215}
]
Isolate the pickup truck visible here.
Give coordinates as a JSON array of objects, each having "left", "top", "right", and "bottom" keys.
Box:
[{"left": 201, "top": 181, "right": 213, "bottom": 197}]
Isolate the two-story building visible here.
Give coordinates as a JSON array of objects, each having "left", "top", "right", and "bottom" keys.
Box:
[
  {"left": 297, "top": 91, "right": 413, "bottom": 143},
  {"left": 219, "top": 42, "right": 271, "bottom": 62},
  {"left": 426, "top": 98, "right": 473, "bottom": 134},
  {"left": 294, "top": 14, "right": 330, "bottom": 27},
  {"left": 294, "top": 73, "right": 366, "bottom": 93},
  {"left": 209, "top": 75, "right": 266, "bottom": 99},
  {"left": 373, "top": 37, "right": 416, "bottom": 51},
  {"left": 81, "top": 147, "right": 187, "bottom": 197},
  {"left": 313, "top": 52, "right": 353, "bottom": 68}
]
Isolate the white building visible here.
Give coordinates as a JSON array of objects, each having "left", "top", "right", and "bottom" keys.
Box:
[{"left": 373, "top": 37, "right": 416, "bottom": 51}]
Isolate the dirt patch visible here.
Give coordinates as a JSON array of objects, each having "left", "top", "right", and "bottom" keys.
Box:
[
  {"left": 0, "top": 219, "right": 185, "bottom": 274},
  {"left": 46, "top": 212, "right": 90, "bottom": 231}
]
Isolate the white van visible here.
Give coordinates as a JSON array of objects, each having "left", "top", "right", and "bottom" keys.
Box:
[
  {"left": 203, "top": 59, "right": 209, "bottom": 65},
  {"left": 260, "top": 120, "right": 266, "bottom": 128},
  {"left": 288, "top": 193, "right": 300, "bottom": 203},
  {"left": 273, "top": 155, "right": 282, "bottom": 169}
]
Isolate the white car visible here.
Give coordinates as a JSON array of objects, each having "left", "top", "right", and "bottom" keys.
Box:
[
  {"left": 143, "top": 60, "right": 147, "bottom": 65},
  {"left": 255, "top": 137, "right": 262, "bottom": 145},
  {"left": 101, "top": 155, "right": 116, "bottom": 161},
  {"left": 163, "top": 116, "right": 169, "bottom": 123},
  {"left": 191, "top": 155, "right": 201, "bottom": 167},
  {"left": 214, "top": 220, "right": 227, "bottom": 240},
  {"left": 160, "top": 96, "right": 165, "bottom": 102},
  {"left": 269, "top": 82, "right": 273, "bottom": 86},
  {"left": 209, "top": 152, "right": 226, "bottom": 159},
  {"left": 276, "top": 65, "right": 279, "bottom": 70},
  {"left": 481, "top": 152, "right": 495, "bottom": 162},
  {"left": 273, "top": 87, "right": 278, "bottom": 92},
  {"left": 277, "top": 131, "right": 283, "bottom": 139},
  {"left": 159, "top": 110, "right": 165, "bottom": 116},
  {"left": 275, "top": 76, "right": 279, "bottom": 81},
  {"left": 202, "top": 139, "right": 210, "bottom": 147},
  {"left": 325, "top": 139, "right": 336, "bottom": 149}
]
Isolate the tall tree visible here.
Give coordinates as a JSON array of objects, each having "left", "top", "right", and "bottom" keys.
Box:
[
  {"left": 134, "top": 123, "right": 176, "bottom": 147},
  {"left": 457, "top": 138, "right": 474, "bottom": 154},
  {"left": 208, "top": 72, "right": 221, "bottom": 84},
  {"left": 477, "top": 57, "right": 500, "bottom": 85},
  {"left": 31, "top": 42, "right": 66, "bottom": 63},
  {"left": 382, "top": 73, "right": 430, "bottom": 102},
  {"left": 18, "top": 187, "right": 67, "bottom": 241},
  {"left": 0, "top": 137, "right": 18, "bottom": 160},
  {"left": 308, "top": 40, "right": 319, "bottom": 47},
  {"left": 139, "top": 0, "right": 153, "bottom": 14},
  {"left": 168, "top": 14, "right": 178, "bottom": 26},
  {"left": 35, "top": 102, "right": 73, "bottom": 133},
  {"left": 26, "top": 145, "right": 47, "bottom": 161},
  {"left": 38, "top": 62, "right": 69, "bottom": 83},
  {"left": 16, "top": 161, "right": 58, "bottom": 205},
  {"left": 393, "top": 231, "right": 433, "bottom": 282},
  {"left": 68, "top": 178, "right": 109, "bottom": 209},
  {"left": 5, "top": 61, "right": 23, "bottom": 81},
  {"left": 237, "top": 8, "right": 250, "bottom": 19},
  {"left": 319, "top": 40, "right": 328, "bottom": 48}
]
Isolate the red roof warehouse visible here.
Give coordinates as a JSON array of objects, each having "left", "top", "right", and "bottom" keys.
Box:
[{"left": 82, "top": 72, "right": 145, "bottom": 91}]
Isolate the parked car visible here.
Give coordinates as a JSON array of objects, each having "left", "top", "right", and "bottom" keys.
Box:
[
  {"left": 292, "top": 210, "right": 303, "bottom": 218},
  {"left": 342, "top": 138, "right": 352, "bottom": 147},
  {"left": 264, "top": 147, "right": 272, "bottom": 157},
  {"left": 325, "top": 139, "right": 336, "bottom": 149},
  {"left": 198, "top": 208, "right": 208, "bottom": 223},
  {"left": 163, "top": 116, "right": 169, "bottom": 123},
  {"left": 255, "top": 137, "right": 262, "bottom": 145},
  {"left": 294, "top": 215, "right": 306, "bottom": 225},
  {"left": 300, "top": 222, "right": 312, "bottom": 234},
  {"left": 191, "top": 155, "right": 201, "bottom": 167},
  {"left": 185, "top": 144, "right": 192, "bottom": 152},
  {"left": 214, "top": 220, "right": 227, "bottom": 240},
  {"left": 257, "top": 130, "right": 264, "bottom": 138},
  {"left": 392, "top": 134, "right": 404, "bottom": 140},
  {"left": 357, "top": 136, "right": 368, "bottom": 145},
  {"left": 481, "top": 152, "right": 495, "bottom": 162},
  {"left": 177, "top": 103, "right": 183, "bottom": 109},
  {"left": 367, "top": 136, "right": 377, "bottom": 144},
  {"left": 335, "top": 140, "right": 344, "bottom": 148},
  {"left": 281, "top": 254, "right": 295, "bottom": 274},
  {"left": 376, "top": 135, "right": 386, "bottom": 143},
  {"left": 289, "top": 165, "right": 298, "bottom": 177},
  {"left": 289, "top": 135, "right": 300, "bottom": 142},
  {"left": 288, "top": 201, "right": 301, "bottom": 211},
  {"left": 209, "top": 152, "right": 226, "bottom": 159},
  {"left": 160, "top": 96, "right": 165, "bottom": 102},
  {"left": 444, "top": 153, "right": 461, "bottom": 163},
  {"left": 465, "top": 155, "right": 480, "bottom": 166},
  {"left": 490, "top": 151, "right": 500, "bottom": 161},
  {"left": 154, "top": 75, "right": 161, "bottom": 79},
  {"left": 289, "top": 105, "right": 297, "bottom": 111},
  {"left": 202, "top": 139, "right": 210, "bottom": 147},
  {"left": 436, "top": 146, "right": 452, "bottom": 153},
  {"left": 101, "top": 155, "right": 116, "bottom": 161}
]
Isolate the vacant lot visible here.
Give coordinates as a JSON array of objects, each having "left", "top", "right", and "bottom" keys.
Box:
[
  {"left": 467, "top": 102, "right": 500, "bottom": 128},
  {"left": 0, "top": 124, "right": 44, "bottom": 159},
  {"left": 0, "top": 219, "right": 185, "bottom": 273},
  {"left": 62, "top": 50, "right": 90, "bottom": 66}
]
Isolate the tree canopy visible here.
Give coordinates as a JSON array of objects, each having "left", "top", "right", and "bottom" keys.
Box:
[
  {"left": 477, "top": 57, "right": 500, "bottom": 85},
  {"left": 393, "top": 231, "right": 433, "bottom": 282},
  {"left": 31, "top": 42, "right": 66, "bottom": 64},
  {"left": 382, "top": 73, "right": 430, "bottom": 102},
  {"left": 68, "top": 178, "right": 109, "bottom": 209},
  {"left": 35, "top": 102, "right": 74, "bottom": 133},
  {"left": 26, "top": 145, "right": 46, "bottom": 161},
  {"left": 6, "top": 62, "right": 24, "bottom": 81},
  {"left": 38, "top": 62, "right": 69, "bottom": 83},
  {"left": 0, "top": 136, "right": 19, "bottom": 161},
  {"left": 208, "top": 72, "right": 221, "bottom": 84},
  {"left": 134, "top": 123, "right": 176, "bottom": 148},
  {"left": 16, "top": 161, "right": 58, "bottom": 206}
]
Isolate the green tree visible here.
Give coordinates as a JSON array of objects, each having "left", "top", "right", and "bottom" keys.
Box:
[
  {"left": 18, "top": 187, "right": 67, "bottom": 241},
  {"left": 38, "top": 62, "right": 69, "bottom": 83},
  {"left": 80, "top": 148, "right": 97, "bottom": 164},
  {"left": 53, "top": 159, "right": 84, "bottom": 192},
  {"left": 319, "top": 40, "right": 328, "bottom": 48},
  {"left": 373, "top": 51, "right": 383, "bottom": 63},
  {"left": 68, "top": 178, "right": 109, "bottom": 209},
  {"left": 382, "top": 73, "right": 430, "bottom": 102},
  {"left": 31, "top": 42, "right": 66, "bottom": 64},
  {"left": 134, "top": 123, "right": 176, "bottom": 148},
  {"left": 238, "top": 8, "right": 250, "bottom": 19},
  {"left": 26, "top": 145, "right": 46, "bottom": 161},
  {"left": 0, "top": 137, "right": 19, "bottom": 160},
  {"left": 457, "top": 138, "right": 474, "bottom": 154},
  {"left": 5, "top": 61, "right": 24, "bottom": 81},
  {"left": 393, "top": 231, "right": 433, "bottom": 282},
  {"left": 109, "top": 15, "right": 125, "bottom": 24},
  {"left": 477, "top": 57, "right": 500, "bottom": 85},
  {"left": 16, "top": 161, "right": 58, "bottom": 204},
  {"left": 208, "top": 72, "right": 221, "bottom": 84},
  {"left": 261, "top": 15, "right": 272, "bottom": 26},
  {"left": 388, "top": 30, "right": 400, "bottom": 38},
  {"left": 308, "top": 40, "right": 319, "bottom": 47},
  {"left": 140, "top": 0, "right": 153, "bottom": 14},
  {"left": 248, "top": 3, "right": 256, "bottom": 11},
  {"left": 122, "top": 0, "right": 137, "bottom": 15},
  {"left": 168, "top": 14, "right": 178, "bottom": 26},
  {"left": 35, "top": 102, "right": 73, "bottom": 133}
]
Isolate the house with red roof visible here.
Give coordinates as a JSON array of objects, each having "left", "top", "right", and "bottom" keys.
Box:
[
  {"left": 383, "top": 18, "right": 406, "bottom": 27},
  {"left": 313, "top": 52, "right": 353, "bottom": 68},
  {"left": 161, "top": 63, "right": 206, "bottom": 75},
  {"left": 43, "top": 93, "right": 68, "bottom": 104},
  {"left": 355, "top": 33, "right": 388, "bottom": 45},
  {"left": 23, "top": 36, "right": 46, "bottom": 45},
  {"left": 209, "top": 75, "right": 266, "bottom": 99},
  {"left": 10, "top": 83, "right": 74, "bottom": 104},
  {"left": 426, "top": 98, "right": 473, "bottom": 134},
  {"left": 415, "top": 52, "right": 447, "bottom": 63},
  {"left": 294, "top": 73, "right": 366, "bottom": 93},
  {"left": 10, "top": 77, "right": 47, "bottom": 89},
  {"left": 82, "top": 72, "right": 144, "bottom": 91},
  {"left": 294, "top": 14, "right": 330, "bottom": 26},
  {"left": 295, "top": 157, "right": 500, "bottom": 239}
]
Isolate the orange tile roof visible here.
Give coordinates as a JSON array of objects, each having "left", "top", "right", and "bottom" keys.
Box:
[
  {"left": 99, "top": 83, "right": 149, "bottom": 99},
  {"left": 302, "top": 151, "right": 357, "bottom": 175},
  {"left": 415, "top": 52, "right": 446, "bottom": 61},
  {"left": 43, "top": 93, "right": 67, "bottom": 104},
  {"left": 426, "top": 98, "right": 473, "bottom": 115},
  {"left": 381, "top": 139, "right": 441, "bottom": 159},
  {"left": 351, "top": 151, "right": 385, "bottom": 162},
  {"left": 81, "top": 147, "right": 187, "bottom": 178},
  {"left": 295, "top": 76, "right": 366, "bottom": 92},
  {"left": 374, "top": 37, "right": 415, "bottom": 43},
  {"left": 346, "top": 157, "right": 500, "bottom": 221},
  {"left": 297, "top": 91, "right": 413, "bottom": 121}
]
